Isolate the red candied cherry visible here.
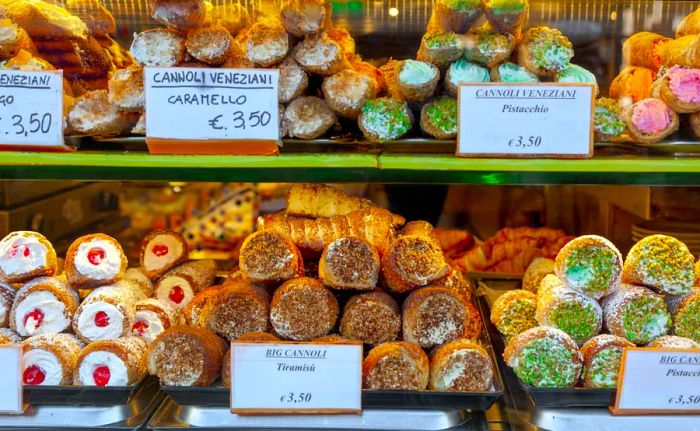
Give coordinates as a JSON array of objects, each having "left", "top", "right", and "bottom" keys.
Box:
[
  {"left": 168, "top": 285, "right": 185, "bottom": 304},
  {"left": 7, "top": 245, "right": 29, "bottom": 258},
  {"left": 23, "top": 365, "right": 45, "bottom": 385},
  {"left": 152, "top": 244, "right": 169, "bottom": 257},
  {"left": 132, "top": 320, "right": 149, "bottom": 336},
  {"left": 87, "top": 247, "right": 106, "bottom": 265},
  {"left": 23, "top": 309, "right": 45, "bottom": 329},
  {"left": 93, "top": 366, "right": 111, "bottom": 386},
  {"left": 94, "top": 311, "right": 110, "bottom": 327}
]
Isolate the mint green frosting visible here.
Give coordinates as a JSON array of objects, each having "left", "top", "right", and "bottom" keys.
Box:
[
  {"left": 485, "top": 0, "right": 527, "bottom": 15},
  {"left": 557, "top": 64, "right": 596, "bottom": 85},
  {"left": 448, "top": 59, "right": 490, "bottom": 86},
  {"left": 497, "top": 62, "right": 538, "bottom": 83},
  {"left": 442, "top": 0, "right": 482, "bottom": 13},
  {"left": 399, "top": 60, "right": 437, "bottom": 85}
]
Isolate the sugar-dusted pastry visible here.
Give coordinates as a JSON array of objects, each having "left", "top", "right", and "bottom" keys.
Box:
[
  {"left": 319, "top": 237, "right": 379, "bottom": 290},
  {"left": 131, "top": 299, "right": 176, "bottom": 344},
  {"left": 239, "top": 231, "right": 304, "bottom": 285},
  {"left": 521, "top": 258, "right": 554, "bottom": 294},
  {"left": 279, "top": 57, "right": 308, "bottom": 104},
  {"left": 420, "top": 96, "right": 458, "bottom": 140},
  {"left": 281, "top": 0, "right": 326, "bottom": 37},
  {"left": 580, "top": 334, "right": 633, "bottom": 388},
  {"left": 444, "top": 59, "right": 489, "bottom": 97},
  {"left": 245, "top": 17, "right": 289, "bottom": 67},
  {"left": 429, "top": 339, "right": 493, "bottom": 391},
  {"left": 382, "top": 221, "right": 448, "bottom": 294},
  {"left": 154, "top": 260, "right": 216, "bottom": 311},
  {"left": 648, "top": 335, "right": 699, "bottom": 349},
  {"left": 594, "top": 98, "right": 628, "bottom": 142},
  {"left": 68, "top": 90, "right": 138, "bottom": 136},
  {"left": 0, "top": 19, "right": 34, "bottom": 60},
  {"left": 363, "top": 341, "right": 429, "bottom": 390},
  {"left": 4, "top": 0, "right": 88, "bottom": 41},
  {"left": 294, "top": 32, "right": 350, "bottom": 76},
  {"left": 283, "top": 96, "right": 337, "bottom": 140},
  {"left": 0, "top": 231, "right": 57, "bottom": 284},
  {"left": 666, "top": 290, "right": 700, "bottom": 343},
  {"left": 185, "top": 23, "right": 233, "bottom": 65},
  {"left": 132, "top": 114, "right": 145, "bottom": 135},
  {"left": 557, "top": 64, "right": 598, "bottom": 95},
  {"left": 148, "top": 0, "right": 208, "bottom": 31},
  {"left": 518, "top": 26, "right": 574, "bottom": 78},
  {"left": 426, "top": 0, "right": 483, "bottom": 34},
  {"left": 130, "top": 28, "right": 185, "bottom": 67},
  {"left": 0, "top": 328, "right": 22, "bottom": 345},
  {"left": 1, "top": 49, "right": 53, "bottom": 73},
  {"left": 652, "top": 66, "right": 700, "bottom": 113},
  {"left": 108, "top": 63, "right": 143, "bottom": 112},
  {"left": 270, "top": 277, "right": 338, "bottom": 341},
  {"left": 74, "top": 337, "right": 147, "bottom": 386},
  {"left": 223, "top": 331, "right": 281, "bottom": 386},
  {"left": 602, "top": 283, "right": 670, "bottom": 345},
  {"left": 339, "top": 291, "right": 400, "bottom": 345},
  {"left": 427, "top": 264, "right": 473, "bottom": 301},
  {"left": 358, "top": 98, "right": 413, "bottom": 143},
  {"left": 483, "top": 0, "right": 528, "bottom": 33},
  {"left": 504, "top": 326, "right": 582, "bottom": 388},
  {"left": 403, "top": 286, "right": 481, "bottom": 349},
  {"left": 327, "top": 27, "right": 356, "bottom": 56},
  {"left": 124, "top": 268, "right": 154, "bottom": 298},
  {"left": 623, "top": 234, "right": 695, "bottom": 295},
  {"left": 623, "top": 97, "right": 680, "bottom": 144},
  {"left": 609, "top": 66, "right": 654, "bottom": 104},
  {"left": 417, "top": 32, "right": 464, "bottom": 69},
  {"left": 205, "top": 281, "right": 270, "bottom": 341},
  {"left": 490, "top": 62, "right": 539, "bottom": 83},
  {"left": 184, "top": 285, "right": 224, "bottom": 327},
  {"left": 0, "top": 283, "right": 15, "bottom": 327},
  {"left": 676, "top": 7, "right": 700, "bottom": 38},
  {"left": 491, "top": 289, "right": 537, "bottom": 340},
  {"left": 463, "top": 23, "right": 516, "bottom": 68},
  {"left": 22, "top": 333, "right": 83, "bottom": 385},
  {"left": 622, "top": 32, "right": 670, "bottom": 72},
  {"left": 663, "top": 35, "right": 700, "bottom": 68},
  {"left": 322, "top": 70, "right": 376, "bottom": 119},
  {"left": 536, "top": 281, "right": 603, "bottom": 344},
  {"left": 140, "top": 230, "right": 188, "bottom": 280},
  {"left": 351, "top": 58, "right": 385, "bottom": 94},
  {"left": 10, "top": 277, "right": 79, "bottom": 337},
  {"left": 65, "top": 234, "right": 127, "bottom": 290},
  {"left": 147, "top": 325, "right": 226, "bottom": 386},
  {"left": 394, "top": 60, "right": 440, "bottom": 103},
  {"left": 72, "top": 282, "right": 144, "bottom": 343},
  {"left": 554, "top": 235, "right": 622, "bottom": 300}
]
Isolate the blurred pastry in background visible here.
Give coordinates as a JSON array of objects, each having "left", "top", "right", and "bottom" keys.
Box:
[
  {"left": 280, "top": 0, "right": 326, "bottom": 38},
  {"left": 622, "top": 32, "right": 670, "bottom": 72},
  {"left": 483, "top": 0, "right": 528, "bottom": 33},
  {"left": 417, "top": 32, "right": 464, "bottom": 70},
  {"left": 676, "top": 6, "right": 700, "bottom": 38},
  {"left": 211, "top": 3, "right": 251, "bottom": 36},
  {"left": 664, "top": 34, "right": 700, "bottom": 68},
  {"left": 148, "top": 0, "right": 209, "bottom": 32},
  {"left": 463, "top": 23, "right": 516, "bottom": 68},
  {"left": 426, "top": 0, "right": 483, "bottom": 34}
]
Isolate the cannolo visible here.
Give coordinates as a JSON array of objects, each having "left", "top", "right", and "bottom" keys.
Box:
[
  {"left": 204, "top": 281, "right": 270, "bottom": 341},
  {"left": 154, "top": 260, "right": 216, "bottom": 311},
  {"left": 444, "top": 59, "right": 490, "bottom": 97},
  {"left": 622, "top": 32, "right": 670, "bottom": 72},
  {"left": 1, "top": 49, "right": 53, "bottom": 72},
  {"left": 279, "top": 57, "right": 309, "bottom": 104},
  {"left": 609, "top": 66, "right": 655, "bottom": 103},
  {"left": 427, "top": 264, "right": 473, "bottom": 301},
  {"left": 283, "top": 96, "right": 337, "bottom": 139},
  {"left": 363, "top": 341, "right": 429, "bottom": 390},
  {"left": 594, "top": 98, "right": 628, "bottom": 142},
  {"left": 622, "top": 98, "right": 679, "bottom": 144},
  {"left": 0, "top": 231, "right": 57, "bottom": 284},
  {"left": 4, "top": 0, "right": 88, "bottom": 41},
  {"left": 327, "top": 27, "right": 356, "bottom": 56},
  {"left": 339, "top": 291, "right": 400, "bottom": 345},
  {"left": 351, "top": 58, "right": 385, "bottom": 94},
  {"left": 0, "top": 328, "right": 22, "bottom": 345},
  {"left": 648, "top": 335, "right": 700, "bottom": 349},
  {"left": 64, "top": 0, "right": 116, "bottom": 37},
  {"left": 676, "top": 6, "right": 700, "bottom": 38},
  {"left": 184, "top": 285, "right": 224, "bottom": 327},
  {"left": 186, "top": 23, "right": 233, "bottom": 65},
  {"left": 131, "top": 299, "right": 176, "bottom": 344},
  {"left": 518, "top": 26, "right": 574, "bottom": 78},
  {"left": 623, "top": 234, "right": 695, "bottom": 295},
  {"left": 10, "top": 277, "right": 79, "bottom": 337},
  {"left": 68, "top": 90, "right": 139, "bottom": 136},
  {"left": 286, "top": 183, "right": 376, "bottom": 219},
  {"left": 554, "top": 235, "right": 623, "bottom": 300},
  {"left": 140, "top": 230, "right": 188, "bottom": 280},
  {"left": 322, "top": 70, "right": 377, "bottom": 119},
  {"left": 294, "top": 32, "right": 350, "bottom": 75},
  {"left": 651, "top": 66, "right": 700, "bottom": 113},
  {"left": 602, "top": 283, "right": 670, "bottom": 345},
  {"left": 108, "top": 64, "right": 144, "bottom": 112},
  {"left": 0, "top": 19, "right": 34, "bottom": 60},
  {"left": 420, "top": 96, "right": 458, "bottom": 140},
  {"left": 358, "top": 98, "right": 413, "bottom": 143},
  {"left": 557, "top": 64, "right": 598, "bottom": 95},
  {"left": 521, "top": 257, "right": 554, "bottom": 294},
  {"left": 490, "top": 62, "right": 539, "bottom": 83},
  {"left": 270, "top": 277, "right": 338, "bottom": 341},
  {"left": 394, "top": 60, "right": 440, "bottom": 103},
  {"left": 491, "top": 289, "right": 537, "bottom": 340},
  {"left": 426, "top": 0, "right": 483, "bottom": 34},
  {"left": 124, "top": 268, "right": 154, "bottom": 298},
  {"left": 246, "top": 17, "right": 289, "bottom": 67},
  {"left": 239, "top": 231, "right": 304, "bottom": 285},
  {"left": 664, "top": 35, "right": 700, "bottom": 68},
  {"left": 281, "top": 0, "right": 326, "bottom": 37},
  {"left": 148, "top": 0, "right": 208, "bottom": 32},
  {"left": 483, "top": 0, "right": 528, "bottom": 33},
  {"left": 130, "top": 28, "right": 185, "bottom": 67},
  {"left": 536, "top": 279, "right": 603, "bottom": 344},
  {"left": 74, "top": 337, "right": 147, "bottom": 386},
  {"left": 463, "top": 23, "right": 516, "bottom": 68},
  {"left": 65, "top": 234, "right": 127, "bottom": 290},
  {"left": 319, "top": 237, "right": 379, "bottom": 290},
  {"left": 417, "top": 32, "right": 464, "bottom": 70},
  {"left": 0, "top": 283, "right": 15, "bottom": 328},
  {"left": 222, "top": 40, "right": 253, "bottom": 69},
  {"left": 580, "top": 334, "right": 633, "bottom": 388},
  {"left": 429, "top": 339, "right": 493, "bottom": 391},
  {"left": 22, "top": 333, "right": 83, "bottom": 385},
  {"left": 72, "top": 282, "right": 144, "bottom": 343}
]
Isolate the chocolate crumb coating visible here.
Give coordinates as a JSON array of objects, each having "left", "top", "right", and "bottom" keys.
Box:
[
  {"left": 205, "top": 282, "right": 270, "bottom": 341},
  {"left": 320, "top": 237, "right": 379, "bottom": 290},
  {"left": 270, "top": 277, "right": 339, "bottom": 341},
  {"left": 239, "top": 231, "right": 302, "bottom": 285},
  {"left": 340, "top": 291, "right": 401, "bottom": 345}
]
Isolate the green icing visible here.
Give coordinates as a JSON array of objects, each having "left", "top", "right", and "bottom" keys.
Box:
[
  {"left": 497, "top": 62, "right": 539, "bottom": 83},
  {"left": 425, "top": 97, "right": 457, "bottom": 134},
  {"left": 548, "top": 301, "right": 600, "bottom": 344},
  {"left": 448, "top": 59, "right": 490, "bottom": 86},
  {"left": 675, "top": 301, "right": 700, "bottom": 344},
  {"left": 425, "top": 32, "right": 461, "bottom": 50},
  {"left": 558, "top": 64, "right": 597, "bottom": 85},
  {"left": 564, "top": 245, "right": 616, "bottom": 297},
  {"left": 496, "top": 298, "right": 537, "bottom": 339},
  {"left": 514, "top": 338, "right": 579, "bottom": 387},
  {"left": 485, "top": 0, "right": 527, "bottom": 15},
  {"left": 399, "top": 60, "right": 436, "bottom": 85},
  {"left": 527, "top": 28, "right": 573, "bottom": 71},
  {"left": 586, "top": 348, "right": 622, "bottom": 388},
  {"left": 594, "top": 102, "right": 625, "bottom": 137},
  {"left": 360, "top": 98, "right": 412, "bottom": 142},
  {"left": 621, "top": 296, "right": 670, "bottom": 344},
  {"left": 442, "top": 0, "right": 482, "bottom": 14}
]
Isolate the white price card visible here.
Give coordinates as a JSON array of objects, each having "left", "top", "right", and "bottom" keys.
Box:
[
  {"left": 0, "top": 70, "right": 64, "bottom": 150},
  {"left": 0, "top": 345, "right": 23, "bottom": 414},
  {"left": 230, "top": 342, "right": 363, "bottom": 414},
  {"left": 144, "top": 67, "right": 279, "bottom": 142},
  {"left": 457, "top": 82, "right": 594, "bottom": 158},
  {"left": 612, "top": 348, "right": 700, "bottom": 415}
]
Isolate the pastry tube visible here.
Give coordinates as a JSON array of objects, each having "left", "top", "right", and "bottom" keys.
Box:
[
  {"left": 594, "top": 98, "right": 628, "bottom": 142},
  {"left": 68, "top": 90, "right": 139, "bottom": 136},
  {"left": 490, "top": 62, "right": 539, "bottom": 83},
  {"left": 10, "top": 277, "right": 79, "bottom": 337},
  {"left": 239, "top": 231, "right": 304, "bottom": 285},
  {"left": 602, "top": 283, "right": 670, "bottom": 345},
  {"left": 154, "top": 260, "right": 217, "bottom": 311},
  {"left": 363, "top": 341, "right": 429, "bottom": 390},
  {"left": 130, "top": 28, "right": 185, "bottom": 67},
  {"left": 623, "top": 98, "right": 680, "bottom": 144},
  {"left": 609, "top": 66, "right": 655, "bottom": 104},
  {"left": 283, "top": 96, "right": 337, "bottom": 139},
  {"left": 429, "top": 339, "right": 493, "bottom": 391},
  {"left": 327, "top": 27, "right": 356, "bottom": 56},
  {"left": 463, "top": 23, "right": 516, "bottom": 68},
  {"left": 382, "top": 221, "right": 448, "bottom": 294},
  {"left": 131, "top": 299, "right": 176, "bottom": 344},
  {"left": 651, "top": 66, "right": 700, "bottom": 113},
  {"left": 664, "top": 35, "right": 700, "bottom": 68},
  {"left": 279, "top": 57, "right": 309, "bottom": 104},
  {"left": 0, "top": 283, "right": 15, "bottom": 327},
  {"left": 676, "top": 7, "right": 700, "bottom": 38},
  {"left": 622, "top": 32, "right": 670, "bottom": 72},
  {"left": 223, "top": 332, "right": 281, "bottom": 386},
  {"left": 554, "top": 235, "right": 623, "bottom": 300},
  {"left": 417, "top": 32, "right": 464, "bottom": 70},
  {"left": 147, "top": 326, "right": 227, "bottom": 386},
  {"left": 246, "top": 17, "right": 289, "bottom": 67},
  {"left": 403, "top": 287, "right": 481, "bottom": 349},
  {"left": 426, "top": 0, "right": 483, "bottom": 34},
  {"left": 426, "top": 264, "right": 474, "bottom": 302},
  {"left": 22, "top": 333, "right": 83, "bottom": 386},
  {"left": 186, "top": 23, "right": 233, "bottom": 65},
  {"left": 294, "top": 32, "right": 350, "bottom": 76},
  {"left": 140, "top": 230, "right": 188, "bottom": 280},
  {"left": 444, "top": 59, "right": 489, "bottom": 97},
  {"left": 522, "top": 257, "right": 554, "bottom": 294},
  {"left": 0, "top": 328, "right": 22, "bottom": 345},
  {"left": 0, "top": 231, "right": 57, "bottom": 284},
  {"left": 319, "top": 237, "right": 379, "bottom": 290},
  {"left": 649, "top": 335, "right": 700, "bottom": 349},
  {"left": 420, "top": 96, "right": 458, "bottom": 140},
  {"left": 394, "top": 60, "right": 439, "bottom": 103},
  {"left": 270, "top": 277, "right": 338, "bottom": 341},
  {"left": 65, "top": 233, "right": 128, "bottom": 289},
  {"left": 205, "top": 281, "right": 270, "bottom": 341},
  {"left": 579, "top": 334, "right": 633, "bottom": 388},
  {"left": 0, "top": 19, "right": 34, "bottom": 60},
  {"left": 483, "top": 0, "right": 528, "bottom": 33},
  {"left": 148, "top": 0, "right": 208, "bottom": 32},
  {"left": 322, "top": 70, "right": 376, "bottom": 119},
  {"left": 518, "top": 26, "right": 574, "bottom": 77},
  {"left": 72, "top": 282, "right": 144, "bottom": 343},
  {"left": 358, "top": 97, "right": 413, "bottom": 143},
  {"left": 281, "top": 0, "right": 326, "bottom": 37},
  {"left": 184, "top": 285, "right": 224, "bottom": 327},
  {"left": 490, "top": 289, "right": 537, "bottom": 340},
  {"left": 623, "top": 234, "right": 695, "bottom": 295},
  {"left": 108, "top": 64, "right": 144, "bottom": 112},
  {"left": 74, "top": 337, "right": 147, "bottom": 386},
  {"left": 4, "top": 0, "right": 88, "bottom": 41},
  {"left": 286, "top": 183, "right": 376, "bottom": 219},
  {"left": 351, "top": 58, "right": 385, "bottom": 94},
  {"left": 340, "top": 291, "right": 400, "bottom": 345},
  {"left": 536, "top": 281, "right": 603, "bottom": 344},
  {"left": 124, "top": 268, "right": 154, "bottom": 298}
]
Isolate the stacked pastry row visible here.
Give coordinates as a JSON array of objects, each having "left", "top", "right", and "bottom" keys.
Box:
[
  {"left": 598, "top": 6, "right": 700, "bottom": 144},
  {"left": 0, "top": 228, "right": 219, "bottom": 387},
  {"left": 491, "top": 233, "right": 699, "bottom": 389},
  {"left": 146, "top": 184, "right": 495, "bottom": 393}
]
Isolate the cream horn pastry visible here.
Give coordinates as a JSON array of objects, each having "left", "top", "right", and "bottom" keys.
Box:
[
  {"left": 319, "top": 237, "right": 379, "bottom": 290},
  {"left": 148, "top": 0, "right": 208, "bottom": 31},
  {"left": 429, "top": 339, "right": 494, "bottom": 391},
  {"left": 358, "top": 98, "right": 413, "bottom": 143},
  {"left": 65, "top": 234, "right": 127, "bottom": 290},
  {"left": 664, "top": 35, "right": 700, "bottom": 69},
  {"left": 676, "top": 7, "right": 700, "bottom": 38},
  {"left": 270, "top": 277, "right": 338, "bottom": 341},
  {"left": 147, "top": 326, "right": 226, "bottom": 386},
  {"left": 154, "top": 260, "right": 216, "bottom": 311},
  {"left": 246, "top": 17, "right": 290, "bottom": 67},
  {"left": 22, "top": 333, "right": 83, "bottom": 386},
  {"left": 623, "top": 98, "right": 679, "bottom": 144},
  {"left": 427, "top": 264, "right": 474, "bottom": 302},
  {"left": 622, "top": 32, "right": 670, "bottom": 72},
  {"left": 294, "top": 32, "right": 350, "bottom": 76},
  {"left": 124, "top": 268, "right": 154, "bottom": 298},
  {"left": 0, "top": 282, "right": 15, "bottom": 327},
  {"left": 363, "top": 341, "right": 429, "bottom": 390},
  {"left": 131, "top": 299, "right": 176, "bottom": 344},
  {"left": 72, "top": 282, "right": 143, "bottom": 343},
  {"left": 239, "top": 231, "right": 304, "bottom": 285},
  {"left": 0, "top": 231, "right": 57, "bottom": 284},
  {"left": 340, "top": 291, "right": 400, "bottom": 345},
  {"left": 0, "top": 328, "right": 22, "bottom": 345},
  {"left": 557, "top": 64, "right": 599, "bottom": 95},
  {"left": 444, "top": 59, "right": 489, "bottom": 97},
  {"left": 623, "top": 234, "right": 695, "bottom": 295},
  {"left": 74, "top": 337, "right": 147, "bottom": 386},
  {"left": 580, "top": 334, "right": 634, "bottom": 388},
  {"left": 594, "top": 98, "right": 628, "bottom": 142},
  {"left": 554, "top": 235, "right": 623, "bottom": 300},
  {"left": 394, "top": 60, "right": 439, "bottom": 103},
  {"left": 651, "top": 66, "right": 700, "bottom": 113},
  {"left": 417, "top": 32, "right": 464, "bottom": 70},
  {"left": 130, "top": 28, "right": 185, "bottom": 67},
  {"left": 483, "top": 0, "right": 528, "bottom": 33},
  {"left": 204, "top": 281, "right": 270, "bottom": 341},
  {"left": 420, "top": 96, "right": 458, "bottom": 140},
  {"left": 327, "top": 27, "right": 356, "bottom": 56},
  {"left": 186, "top": 23, "right": 233, "bottom": 66},
  {"left": 140, "top": 230, "right": 188, "bottom": 280},
  {"left": 648, "top": 335, "right": 700, "bottom": 350},
  {"left": 490, "top": 62, "right": 539, "bottom": 83},
  {"left": 108, "top": 63, "right": 144, "bottom": 112},
  {"left": 279, "top": 56, "right": 309, "bottom": 104},
  {"left": 426, "top": 0, "right": 483, "bottom": 34},
  {"left": 10, "top": 277, "right": 79, "bottom": 337},
  {"left": 609, "top": 66, "right": 655, "bottom": 104},
  {"left": 518, "top": 26, "right": 574, "bottom": 78},
  {"left": 322, "top": 70, "right": 377, "bottom": 120},
  {"left": 184, "top": 285, "right": 224, "bottom": 327},
  {"left": 463, "top": 23, "right": 516, "bottom": 68},
  {"left": 281, "top": 0, "right": 326, "bottom": 38},
  {"left": 283, "top": 96, "right": 337, "bottom": 139}
]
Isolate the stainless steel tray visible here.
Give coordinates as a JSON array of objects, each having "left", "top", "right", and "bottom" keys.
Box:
[{"left": 25, "top": 376, "right": 148, "bottom": 406}]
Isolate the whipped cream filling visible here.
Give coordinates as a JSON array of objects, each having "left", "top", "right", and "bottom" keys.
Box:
[
  {"left": 14, "top": 291, "right": 70, "bottom": 336},
  {"left": 143, "top": 236, "right": 184, "bottom": 273},
  {"left": 76, "top": 302, "right": 125, "bottom": 341},
  {"left": 132, "top": 310, "right": 165, "bottom": 344},
  {"left": 74, "top": 239, "right": 123, "bottom": 280},
  {"left": 78, "top": 351, "right": 129, "bottom": 386},
  {"left": 448, "top": 60, "right": 490, "bottom": 86},
  {"left": 156, "top": 276, "right": 194, "bottom": 310},
  {"left": 0, "top": 234, "right": 48, "bottom": 277},
  {"left": 24, "top": 349, "right": 62, "bottom": 385},
  {"left": 399, "top": 60, "right": 436, "bottom": 85}
]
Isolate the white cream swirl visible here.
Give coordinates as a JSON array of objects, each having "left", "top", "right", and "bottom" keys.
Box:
[
  {"left": 14, "top": 291, "right": 70, "bottom": 336},
  {"left": 76, "top": 302, "right": 125, "bottom": 341},
  {"left": 155, "top": 276, "right": 194, "bottom": 310},
  {"left": 74, "top": 239, "right": 123, "bottom": 280},
  {"left": 399, "top": 60, "right": 437, "bottom": 85},
  {"left": 78, "top": 351, "right": 129, "bottom": 386},
  {"left": 23, "top": 349, "right": 62, "bottom": 385},
  {"left": 132, "top": 310, "right": 165, "bottom": 344},
  {"left": 0, "top": 233, "right": 48, "bottom": 277}
]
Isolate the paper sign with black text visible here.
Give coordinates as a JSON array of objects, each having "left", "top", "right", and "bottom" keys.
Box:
[
  {"left": 230, "top": 342, "right": 362, "bottom": 414},
  {"left": 0, "top": 345, "right": 23, "bottom": 414},
  {"left": 457, "top": 82, "right": 594, "bottom": 158}
]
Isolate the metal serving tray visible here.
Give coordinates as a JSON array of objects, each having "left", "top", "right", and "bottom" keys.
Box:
[{"left": 24, "top": 376, "right": 149, "bottom": 406}]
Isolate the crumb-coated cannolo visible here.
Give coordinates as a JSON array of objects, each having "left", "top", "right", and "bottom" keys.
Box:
[
  {"left": 327, "top": 27, "right": 356, "bottom": 56},
  {"left": 518, "top": 26, "right": 574, "bottom": 77},
  {"left": 483, "top": 0, "right": 528, "bottom": 33},
  {"left": 72, "top": 282, "right": 144, "bottom": 343},
  {"left": 351, "top": 57, "right": 385, "bottom": 94},
  {"left": 521, "top": 257, "right": 554, "bottom": 294},
  {"left": 420, "top": 96, "right": 458, "bottom": 140},
  {"left": 279, "top": 57, "right": 309, "bottom": 104},
  {"left": 222, "top": 39, "right": 254, "bottom": 69},
  {"left": 0, "top": 231, "right": 57, "bottom": 284},
  {"left": 648, "top": 335, "right": 700, "bottom": 349},
  {"left": 536, "top": 279, "right": 603, "bottom": 344},
  {"left": 463, "top": 23, "right": 516, "bottom": 68},
  {"left": 183, "top": 285, "right": 224, "bottom": 327},
  {"left": 427, "top": 264, "right": 474, "bottom": 301},
  {"left": 580, "top": 334, "right": 633, "bottom": 388},
  {"left": 358, "top": 97, "right": 413, "bottom": 143},
  {"left": 294, "top": 32, "right": 350, "bottom": 76},
  {"left": 666, "top": 290, "right": 700, "bottom": 344},
  {"left": 490, "top": 62, "right": 539, "bottom": 82},
  {"left": 394, "top": 60, "right": 440, "bottom": 103},
  {"left": 622, "top": 32, "right": 670, "bottom": 72},
  {"left": 0, "top": 49, "right": 53, "bottom": 72},
  {"left": 664, "top": 35, "right": 700, "bottom": 68},
  {"left": 602, "top": 283, "right": 670, "bottom": 345},
  {"left": 10, "top": 277, "right": 79, "bottom": 337},
  {"left": 319, "top": 237, "right": 379, "bottom": 290},
  {"left": 108, "top": 64, "right": 144, "bottom": 112},
  {"left": 609, "top": 66, "right": 655, "bottom": 104},
  {"left": 363, "top": 341, "right": 429, "bottom": 390},
  {"left": 205, "top": 281, "right": 270, "bottom": 341},
  {"left": 0, "top": 19, "right": 34, "bottom": 60},
  {"left": 283, "top": 96, "right": 337, "bottom": 139},
  {"left": 426, "top": 0, "right": 483, "bottom": 34},
  {"left": 154, "top": 260, "right": 216, "bottom": 311},
  {"left": 239, "top": 231, "right": 304, "bottom": 285},
  {"left": 0, "top": 283, "right": 15, "bottom": 328},
  {"left": 270, "top": 277, "right": 338, "bottom": 341},
  {"left": 622, "top": 98, "right": 679, "bottom": 144},
  {"left": 340, "top": 291, "right": 400, "bottom": 345},
  {"left": 557, "top": 64, "right": 598, "bottom": 95},
  {"left": 281, "top": 0, "right": 326, "bottom": 38},
  {"left": 594, "top": 98, "right": 628, "bottom": 142},
  {"left": 429, "top": 339, "right": 493, "bottom": 391},
  {"left": 140, "top": 230, "right": 188, "bottom": 280},
  {"left": 417, "top": 32, "right": 464, "bottom": 70},
  {"left": 676, "top": 6, "right": 700, "bottom": 38},
  {"left": 65, "top": 234, "right": 127, "bottom": 290},
  {"left": 68, "top": 90, "right": 139, "bottom": 136},
  {"left": 22, "top": 333, "right": 83, "bottom": 385},
  {"left": 651, "top": 66, "right": 700, "bottom": 113},
  {"left": 0, "top": 328, "right": 22, "bottom": 345},
  {"left": 131, "top": 299, "right": 176, "bottom": 344},
  {"left": 554, "top": 235, "right": 623, "bottom": 300},
  {"left": 246, "top": 17, "right": 289, "bottom": 67},
  {"left": 148, "top": 0, "right": 208, "bottom": 32},
  {"left": 186, "top": 23, "right": 233, "bottom": 66},
  {"left": 130, "top": 28, "right": 185, "bottom": 67},
  {"left": 444, "top": 59, "right": 489, "bottom": 97},
  {"left": 491, "top": 289, "right": 537, "bottom": 340},
  {"left": 623, "top": 234, "right": 695, "bottom": 295},
  {"left": 322, "top": 69, "right": 376, "bottom": 119},
  {"left": 74, "top": 337, "right": 147, "bottom": 386}
]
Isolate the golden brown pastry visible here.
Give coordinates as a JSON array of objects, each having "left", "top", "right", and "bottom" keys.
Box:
[
  {"left": 286, "top": 183, "right": 376, "bottom": 219},
  {"left": 283, "top": 96, "right": 336, "bottom": 139},
  {"left": 319, "top": 237, "right": 379, "bottom": 290},
  {"left": 68, "top": 90, "right": 138, "bottom": 136},
  {"left": 609, "top": 66, "right": 655, "bottom": 103},
  {"left": 278, "top": 57, "right": 309, "bottom": 104},
  {"left": 154, "top": 260, "right": 217, "bottom": 311},
  {"left": 518, "top": 26, "right": 574, "bottom": 78},
  {"left": 393, "top": 60, "right": 440, "bottom": 103},
  {"left": 183, "top": 285, "right": 224, "bottom": 327},
  {"left": 185, "top": 23, "right": 233, "bottom": 65},
  {"left": 339, "top": 291, "right": 400, "bottom": 345},
  {"left": 622, "top": 98, "right": 679, "bottom": 144},
  {"left": 651, "top": 66, "right": 700, "bottom": 113},
  {"left": 211, "top": 3, "right": 250, "bottom": 37},
  {"left": 281, "top": 0, "right": 326, "bottom": 38},
  {"left": 238, "top": 231, "right": 304, "bottom": 285},
  {"left": 363, "top": 341, "right": 429, "bottom": 390},
  {"left": 426, "top": 0, "right": 483, "bottom": 34},
  {"left": 463, "top": 23, "right": 516, "bottom": 68},
  {"left": 579, "top": 334, "right": 633, "bottom": 389},
  {"left": 22, "top": 333, "right": 83, "bottom": 385},
  {"left": 0, "top": 231, "right": 58, "bottom": 284},
  {"left": 0, "top": 19, "right": 34, "bottom": 60},
  {"left": 5, "top": 0, "right": 88, "bottom": 41},
  {"left": 148, "top": 0, "right": 209, "bottom": 32},
  {"left": 417, "top": 32, "right": 464, "bottom": 70},
  {"left": 108, "top": 63, "right": 143, "bottom": 112},
  {"left": 427, "top": 264, "right": 473, "bottom": 301},
  {"left": 246, "top": 17, "right": 289, "bottom": 67},
  {"left": 676, "top": 6, "right": 700, "bottom": 38},
  {"left": 64, "top": 233, "right": 127, "bottom": 289},
  {"left": 140, "top": 230, "right": 189, "bottom": 280},
  {"left": 73, "top": 337, "right": 147, "bottom": 386},
  {"left": 429, "top": 339, "right": 493, "bottom": 391},
  {"left": 130, "top": 28, "right": 186, "bottom": 67},
  {"left": 622, "top": 32, "right": 670, "bottom": 72},
  {"left": 322, "top": 69, "right": 377, "bottom": 119},
  {"left": 270, "top": 277, "right": 338, "bottom": 341},
  {"left": 664, "top": 35, "right": 700, "bottom": 68},
  {"left": 483, "top": 0, "right": 528, "bottom": 33},
  {"left": 294, "top": 32, "right": 350, "bottom": 76},
  {"left": 65, "top": 0, "right": 116, "bottom": 37},
  {"left": 205, "top": 281, "right": 270, "bottom": 341},
  {"left": 10, "top": 277, "right": 79, "bottom": 337}
]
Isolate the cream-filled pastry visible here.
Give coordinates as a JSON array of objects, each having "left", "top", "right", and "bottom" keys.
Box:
[
  {"left": 154, "top": 260, "right": 216, "bottom": 311},
  {"left": 65, "top": 234, "right": 127, "bottom": 289},
  {"left": 132, "top": 299, "right": 176, "bottom": 344},
  {"left": 21, "top": 333, "right": 83, "bottom": 386},
  {"left": 74, "top": 337, "right": 147, "bottom": 386},
  {"left": 0, "top": 282, "right": 15, "bottom": 327},
  {"left": 72, "top": 282, "right": 144, "bottom": 343},
  {"left": 140, "top": 230, "right": 188, "bottom": 280},
  {"left": 395, "top": 60, "right": 439, "bottom": 103},
  {"left": 444, "top": 59, "right": 490, "bottom": 97},
  {"left": 0, "top": 231, "right": 57, "bottom": 284},
  {"left": 10, "top": 277, "right": 79, "bottom": 337}
]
